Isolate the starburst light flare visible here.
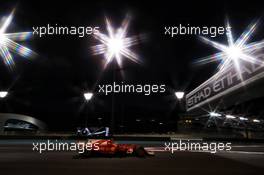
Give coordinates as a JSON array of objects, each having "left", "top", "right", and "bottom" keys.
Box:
[
  {"left": 196, "top": 18, "right": 264, "bottom": 79},
  {"left": 91, "top": 14, "right": 141, "bottom": 70},
  {"left": 0, "top": 9, "right": 36, "bottom": 70}
]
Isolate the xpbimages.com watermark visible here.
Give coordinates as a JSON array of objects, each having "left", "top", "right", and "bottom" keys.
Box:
[
  {"left": 32, "top": 24, "right": 100, "bottom": 37},
  {"left": 97, "top": 82, "right": 166, "bottom": 95},
  {"left": 164, "top": 24, "right": 231, "bottom": 38},
  {"left": 32, "top": 140, "right": 99, "bottom": 154},
  {"left": 164, "top": 140, "right": 232, "bottom": 153}
]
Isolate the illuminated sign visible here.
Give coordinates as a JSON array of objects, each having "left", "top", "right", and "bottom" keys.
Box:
[{"left": 186, "top": 52, "right": 264, "bottom": 111}]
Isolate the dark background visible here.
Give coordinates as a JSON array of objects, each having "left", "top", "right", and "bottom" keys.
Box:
[{"left": 0, "top": 0, "right": 263, "bottom": 131}]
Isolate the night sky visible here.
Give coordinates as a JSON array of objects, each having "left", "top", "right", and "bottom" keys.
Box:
[{"left": 0, "top": 0, "right": 263, "bottom": 131}]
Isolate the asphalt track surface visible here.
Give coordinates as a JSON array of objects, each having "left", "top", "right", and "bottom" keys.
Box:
[{"left": 0, "top": 140, "right": 264, "bottom": 175}]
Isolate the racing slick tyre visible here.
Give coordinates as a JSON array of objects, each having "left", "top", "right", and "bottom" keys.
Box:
[{"left": 134, "top": 146, "right": 147, "bottom": 157}]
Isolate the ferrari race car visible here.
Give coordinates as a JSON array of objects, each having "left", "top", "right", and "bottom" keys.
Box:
[{"left": 75, "top": 139, "right": 154, "bottom": 158}]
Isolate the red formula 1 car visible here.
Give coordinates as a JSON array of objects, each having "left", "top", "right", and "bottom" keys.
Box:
[{"left": 75, "top": 139, "right": 154, "bottom": 158}]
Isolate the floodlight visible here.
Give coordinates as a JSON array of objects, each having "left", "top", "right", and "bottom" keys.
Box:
[
  {"left": 0, "top": 91, "right": 8, "bottom": 98},
  {"left": 84, "top": 92, "right": 93, "bottom": 101},
  {"left": 209, "top": 112, "right": 221, "bottom": 117},
  {"left": 253, "top": 119, "right": 260, "bottom": 123},
  {"left": 175, "top": 91, "right": 185, "bottom": 100},
  {"left": 239, "top": 117, "right": 248, "bottom": 121},
  {"left": 197, "top": 19, "right": 264, "bottom": 79},
  {"left": 92, "top": 15, "right": 141, "bottom": 69},
  {"left": 226, "top": 115, "right": 236, "bottom": 119},
  {"left": 0, "top": 9, "right": 36, "bottom": 70}
]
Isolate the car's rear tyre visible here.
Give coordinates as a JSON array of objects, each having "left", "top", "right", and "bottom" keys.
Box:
[{"left": 135, "top": 147, "right": 146, "bottom": 157}]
